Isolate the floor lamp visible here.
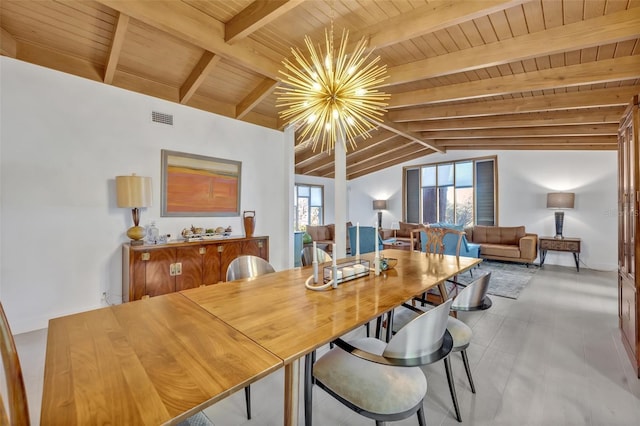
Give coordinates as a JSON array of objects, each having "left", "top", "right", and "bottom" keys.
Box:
[
  {"left": 373, "top": 199, "right": 387, "bottom": 229},
  {"left": 546, "top": 192, "right": 575, "bottom": 239}
]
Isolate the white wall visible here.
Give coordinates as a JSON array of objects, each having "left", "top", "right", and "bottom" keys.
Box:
[
  {"left": 348, "top": 150, "right": 618, "bottom": 272},
  {"left": 0, "top": 57, "right": 290, "bottom": 333}
]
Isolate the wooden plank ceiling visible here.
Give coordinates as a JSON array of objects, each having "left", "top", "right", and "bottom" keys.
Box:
[{"left": 1, "top": 0, "right": 638, "bottom": 180}]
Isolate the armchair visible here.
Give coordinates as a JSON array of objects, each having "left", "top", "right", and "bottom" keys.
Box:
[
  {"left": 413, "top": 226, "right": 480, "bottom": 258},
  {"left": 348, "top": 226, "right": 382, "bottom": 254}
]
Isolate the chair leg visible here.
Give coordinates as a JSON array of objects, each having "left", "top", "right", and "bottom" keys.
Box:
[
  {"left": 461, "top": 349, "right": 476, "bottom": 393},
  {"left": 311, "top": 350, "right": 317, "bottom": 385},
  {"left": 365, "top": 321, "right": 370, "bottom": 337},
  {"left": 444, "top": 357, "right": 462, "bottom": 422},
  {"left": 304, "top": 353, "right": 313, "bottom": 426},
  {"left": 375, "top": 315, "right": 383, "bottom": 339},
  {"left": 417, "top": 406, "right": 426, "bottom": 426},
  {"left": 375, "top": 421, "right": 386, "bottom": 426},
  {"left": 385, "top": 310, "right": 394, "bottom": 343},
  {"left": 244, "top": 386, "right": 251, "bottom": 420}
]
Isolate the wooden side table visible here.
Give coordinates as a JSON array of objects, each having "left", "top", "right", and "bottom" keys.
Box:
[{"left": 539, "top": 237, "right": 581, "bottom": 272}]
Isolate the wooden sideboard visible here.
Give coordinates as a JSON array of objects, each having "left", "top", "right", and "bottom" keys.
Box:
[
  {"left": 122, "top": 236, "right": 269, "bottom": 301},
  {"left": 618, "top": 94, "right": 640, "bottom": 378}
]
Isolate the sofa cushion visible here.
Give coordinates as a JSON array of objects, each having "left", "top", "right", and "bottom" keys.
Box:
[
  {"left": 480, "top": 243, "right": 520, "bottom": 258},
  {"left": 397, "top": 221, "right": 420, "bottom": 238},
  {"left": 471, "top": 225, "right": 525, "bottom": 245},
  {"left": 326, "top": 224, "right": 335, "bottom": 240},
  {"left": 306, "top": 225, "right": 330, "bottom": 241}
]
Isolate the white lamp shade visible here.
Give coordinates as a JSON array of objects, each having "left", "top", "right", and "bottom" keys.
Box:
[
  {"left": 116, "top": 175, "right": 152, "bottom": 208},
  {"left": 546, "top": 192, "right": 575, "bottom": 209},
  {"left": 373, "top": 199, "right": 387, "bottom": 210}
]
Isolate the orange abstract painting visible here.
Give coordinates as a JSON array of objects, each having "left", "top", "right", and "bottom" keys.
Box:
[{"left": 161, "top": 150, "right": 241, "bottom": 217}]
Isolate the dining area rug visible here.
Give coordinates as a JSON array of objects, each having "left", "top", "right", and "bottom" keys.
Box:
[{"left": 457, "top": 260, "right": 539, "bottom": 299}]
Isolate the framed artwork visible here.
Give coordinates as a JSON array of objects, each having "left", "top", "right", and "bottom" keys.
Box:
[{"left": 161, "top": 149, "right": 241, "bottom": 217}]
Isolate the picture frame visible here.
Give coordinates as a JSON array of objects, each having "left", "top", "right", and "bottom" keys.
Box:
[{"left": 161, "top": 149, "right": 241, "bottom": 217}]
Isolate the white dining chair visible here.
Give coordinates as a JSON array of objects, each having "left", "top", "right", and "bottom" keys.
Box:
[
  {"left": 300, "top": 246, "right": 332, "bottom": 266},
  {"left": 304, "top": 299, "right": 454, "bottom": 426},
  {"left": 391, "top": 272, "right": 493, "bottom": 422},
  {"left": 225, "top": 255, "right": 276, "bottom": 420}
]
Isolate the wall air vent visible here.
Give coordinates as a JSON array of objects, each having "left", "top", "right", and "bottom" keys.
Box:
[{"left": 152, "top": 111, "right": 173, "bottom": 125}]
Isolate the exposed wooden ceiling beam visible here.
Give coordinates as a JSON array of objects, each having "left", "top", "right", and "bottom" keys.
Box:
[
  {"left": 351, "top": 0, "right": 528, "bottom": 51},
  {"left": 374, "top": 119, "right": 442, "bottom": 152},
  {"left": 406, "top": 108, "right": 626, "bottom": 131},
  {"left": 104, "top": 13, "right": 129, "bottom": 84},
  {"left": 439, "top": 136, "right": 617, "bottom": 147},
  {"left": 340, "top": 144, "right": 433, "bottom": 179},
  {"left": 225, "top": 0, "right": 305, "bottom": 44},
  {"left": 421, "top": 124, "right": 619, "bottom": 139},
  {"left": 388, "top": 86, "right": 640, "bottom": 122},
  {"left": 96, "top": 0, "right": 282, "bottom": 79},
  {"left": 384, "top": 8, "right": 640, "bottom": 87},
  {"left": 17, "top": 41, "right": 103, "bottom": 82},
  {"left": 1, "top": 27, "right": 17, "bottom": 58},
  {"left": 295, "top": 128, "right": 394, "bottom": 165},
  {"left": 314, "top": 135, "right": 410, "bottom": 175},
  {"left": 296, "top": 131, "right": 401, "bottom": 175},
  {"left": 180, "top": 52, "right": 222, "bottom": 104},
  {"left": 445, "top": 144, "right": 616, "bottom": 151},
  {"left": 236, "top": 78, "right": 279, "bottom": 119},
  {"left": 389, "top": 55, "right": 640, "bottom": 109}
]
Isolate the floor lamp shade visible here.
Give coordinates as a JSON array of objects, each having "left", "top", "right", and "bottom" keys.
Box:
[
  {"left": 116, "top": 175, "right": 152, "bottom": 244},
  {"left": 373, "top": 200, "right": 387, "bottom": 228},
  {"left": 546, "top": 192, "right": 575, "bottom": 239}
]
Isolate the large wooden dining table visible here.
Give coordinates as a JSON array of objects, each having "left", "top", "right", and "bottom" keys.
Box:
[
  {"left": 182, "top": 249, "right": 480, "bottom": 426},
  {"left": 40, "top": 293, "right": 282, "bottom": 425},
  {"left": 41, "top": 249, "right": 480, "bottom": 425}
]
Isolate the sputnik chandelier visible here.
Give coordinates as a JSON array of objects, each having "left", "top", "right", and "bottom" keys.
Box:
[{"left": 276, "top": 19, "right": 390, "bottom": 154}]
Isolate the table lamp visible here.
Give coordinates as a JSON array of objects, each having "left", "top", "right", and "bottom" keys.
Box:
[
  {"left": 116, "top": 174, "right": 152, "bottom": 245},
  {"left": 546, "top": 192, "right": 575, "bottom": 239},
  {"left": 373, "top": 199, "right": 387, "bottom": 229}
]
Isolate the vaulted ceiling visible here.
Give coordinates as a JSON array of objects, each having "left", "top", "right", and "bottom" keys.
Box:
[{"left": 1, "top": 0, "right": 639, "bottom": 179}]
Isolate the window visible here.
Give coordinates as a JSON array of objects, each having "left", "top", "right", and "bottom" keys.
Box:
[
  {"left": 294, "top": 184, "right": 324, "bottom": 231},
  {"left": 404, "top": 157, "right": 496, "bottom": 227}
]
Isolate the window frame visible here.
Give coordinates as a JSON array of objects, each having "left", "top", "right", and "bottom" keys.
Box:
[
  {"left": 294, "top": 183, "right": 325, "bottom": 231},
  {"left": 402, "top": 155, "right": 498, "bottom": 226}
]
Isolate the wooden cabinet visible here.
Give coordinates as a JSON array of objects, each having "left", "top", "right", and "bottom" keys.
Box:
[
  {"left": 618, "top": 94, "right": 640, "bottom": 378},
  {"left": 123, "top": 236, "right": 269, "bottom": 301}
]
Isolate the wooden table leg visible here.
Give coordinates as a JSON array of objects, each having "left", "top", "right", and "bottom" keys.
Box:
[
  {"left": 438, "top": 281, "right": 457, "bottom": 317},
  {"left": 437, "top": 282, "right": 449, "bottom": 301},
  {"left": 284, "top": 359, "right": 300, "bottom": 426}
]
